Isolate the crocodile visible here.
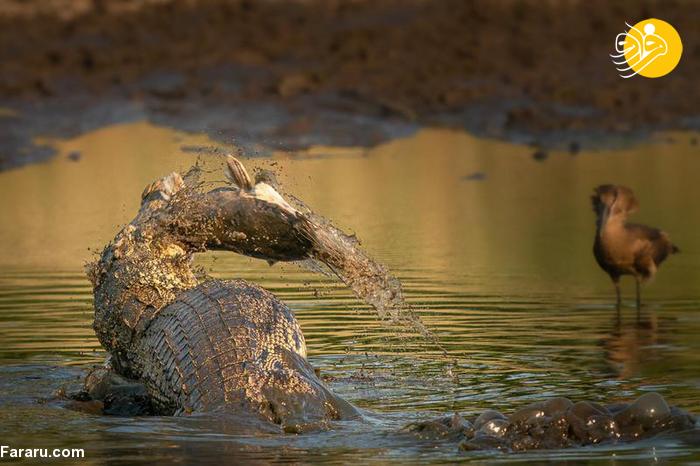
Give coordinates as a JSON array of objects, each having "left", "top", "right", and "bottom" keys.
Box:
[{"left": 84, "top": 156, "right": 358, "bottom": 432}]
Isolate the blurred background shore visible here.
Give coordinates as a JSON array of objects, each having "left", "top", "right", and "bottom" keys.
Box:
[{"left": 1, "top": 0, "right": 698, "bottom": 170}]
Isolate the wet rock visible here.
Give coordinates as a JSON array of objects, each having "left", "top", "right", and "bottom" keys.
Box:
[
  {"left": 585, "top": 415, "right": 619, "bottom": 443},
  {"left": 510, "top": 434, "right": 538, "bottom": 451},
  {"left": 509, "top": 403, "right": 546, "bottom": 425},
  {"left": 541, "top": 397, "right": 575, "bottom": 416},
  {"left": 565, "top": 401, "right": 616, "bottom": 443},
  {"left": 459, "top": 432, "right": 508, "bottom": 451},
  {"left": 477, "top": 418, "right": 509, "bottom": 438},
  {"left": 68, "top": 389, "right": 91, "bottom": 402},
  {"left": 82, "top": 367, "right": 154, "bottom": 416},
  {"left": 473, "top": 399, "right": 575, "bottom": 450},
  {"left": 604, "top": 402, "right": 629, "bottom": 415},
  {"left": 403, "top": 413, "right": 473, "bottom": 440},
  {"left": 473, "top": 409, "right": 507, "bottom": 430},
  {"left": 65, "top": 399, "right": 105, "bottom": 415},
  {"left": 614, "top": 392, "right": 670, "bottom": 429},
  {"left": 103, "top": 391, "right": 153, "bottom": 416},
  {"left": 618, "top": 422, "right": 645, "bottom": 441},
  {"left": 456, "top": 393, "right": 695, "bottom": 452},
  {"left": 402, "top": 419, "right": 450, "bottom": 438},
  {"left": 449, "top": 413, "right": 474, "bottom": 434},
  {"left": 569, "top": 400, "right": 609, "bottom": 420},
  {"left": 566, "top": 410, "right": 588, "bottom": 442},
  {"left": 538, "top": 414, "right": 571, "bottom": 448},
  {"left": 662, "top": 406, "right": 698, "bottom": 432}
]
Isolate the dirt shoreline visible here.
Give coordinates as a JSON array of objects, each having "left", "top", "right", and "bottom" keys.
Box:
[{"left": 1, "top": 0, "right": 699, "bottom": 170}]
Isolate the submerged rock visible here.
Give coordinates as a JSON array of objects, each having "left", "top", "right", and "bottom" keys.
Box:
[
  {"left": 614, "top": 392, "right": 670, "bottom": 430},
  {"left": 473, "top": 409, "right": 507, "bottom": 431},
  {"left": 407, "top": 393, "right": 696, "bottom": 452},
  {"left": 402, "top": 413, "right": 474, "bottom": 440},
  {"left": 63, "top": 365, "right": 154, "bottom": 416},
  {"left": 477, "top": 418, "right": 509, "bottom": 438}
]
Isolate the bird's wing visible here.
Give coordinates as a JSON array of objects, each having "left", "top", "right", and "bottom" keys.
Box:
[{"left": 626, "top": 223, "right": 678, "bottom": 266}]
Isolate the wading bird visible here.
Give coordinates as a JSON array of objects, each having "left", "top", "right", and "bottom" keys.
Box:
[{"left": 591, "top": 185, "right": 678, "bottom": 309}]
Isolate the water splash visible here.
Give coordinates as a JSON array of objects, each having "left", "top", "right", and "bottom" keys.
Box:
[{"left": 285, "top": 192, "right": 440, "bottom": 345}]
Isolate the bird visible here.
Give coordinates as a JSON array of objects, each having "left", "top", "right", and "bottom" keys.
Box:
[
  {"left": 591, "top": 184, "right": 678, "bottom": 310},
  {"left": 225, "top": 156, "right": 297, "bottom": 214}
]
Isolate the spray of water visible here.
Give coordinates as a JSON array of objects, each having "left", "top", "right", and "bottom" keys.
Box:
[{"left": 285, "top": 192, "right": 441, "bottom": 347}]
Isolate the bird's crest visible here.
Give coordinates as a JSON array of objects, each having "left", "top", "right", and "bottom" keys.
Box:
[{"left": 591, "top": 184, "right": 639, "bottom": 217}]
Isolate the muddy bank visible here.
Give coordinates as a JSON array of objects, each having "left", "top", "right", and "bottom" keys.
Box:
[{"left": 1, "top": 0, "right": 699, "bottom": 170}]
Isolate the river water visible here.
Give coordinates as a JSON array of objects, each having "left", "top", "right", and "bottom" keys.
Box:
[{"left": 0, "top": 122, "right": 698, "bottom": 463}]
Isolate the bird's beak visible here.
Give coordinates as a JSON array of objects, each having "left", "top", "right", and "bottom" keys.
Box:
[
  {"left": 604, "top": 191, "right": 620, "bottom": 223},
  {"left": 601, "top": 205, "right": 610, "bottom": 226}
]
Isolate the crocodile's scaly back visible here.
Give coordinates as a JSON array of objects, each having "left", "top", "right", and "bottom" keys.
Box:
[{"left": 137, "top": 280, "right": 356, "bottom": 427}]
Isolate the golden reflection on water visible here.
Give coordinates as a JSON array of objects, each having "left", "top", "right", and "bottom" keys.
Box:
[{"left": 1, "top": 122, "right": 699, "bottom": 299}]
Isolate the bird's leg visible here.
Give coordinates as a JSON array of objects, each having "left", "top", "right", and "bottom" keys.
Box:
[
  {"left": 613, "top": 277, "right": 621, "bottom": 311},
  {"left": 635, "top": 276, "right": 642, "bottom": 313}
]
